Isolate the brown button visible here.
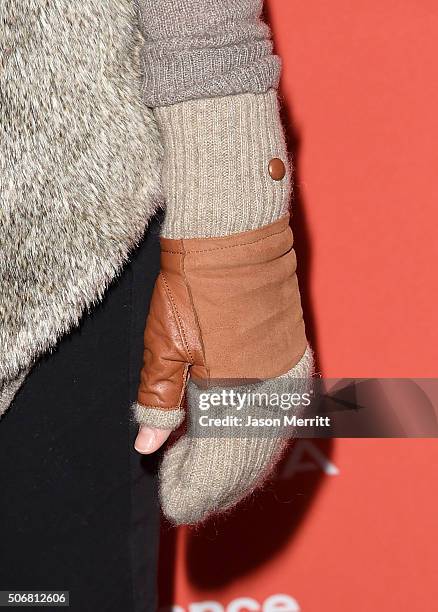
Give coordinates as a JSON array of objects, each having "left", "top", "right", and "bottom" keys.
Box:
[{"left": 268, "top": 158, "right": 286, "bottom": 181}]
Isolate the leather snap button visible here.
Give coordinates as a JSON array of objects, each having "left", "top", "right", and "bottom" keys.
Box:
[{"left": 268, "top": 158, "right": 286, "bottom": 181}]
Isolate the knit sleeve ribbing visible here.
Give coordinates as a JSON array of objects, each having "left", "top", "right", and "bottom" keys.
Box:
[{"left": 135, "top": 0, "right": 281, "bottom": 107}]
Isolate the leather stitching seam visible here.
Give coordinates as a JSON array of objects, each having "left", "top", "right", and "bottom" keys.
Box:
[
  {"left": 161, "top": 226, "right": 291, "bottom": 255},
  {"left": 181, "top": 249, "right": 210, "bottom": 379},
  {"left": 177, "top": 363, "right": 190, "bottom": 406},
  {"left": 159, "top": 272, "right": 194, "bottom": 364}
]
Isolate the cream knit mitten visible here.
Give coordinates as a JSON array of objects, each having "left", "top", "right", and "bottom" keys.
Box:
[{"left": 133, "top": 89, "right": 314, "bottom": 524}]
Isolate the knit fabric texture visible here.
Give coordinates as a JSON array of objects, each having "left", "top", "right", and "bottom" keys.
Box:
[
  {"left": 154, "top": 89, "right": 292, "bottom": 238},
  {"left": 135, "top": 0, "right": 280, "bottom": 106},
  {"left": 161, "top": 346, "right": 314, "bottom": 525}
]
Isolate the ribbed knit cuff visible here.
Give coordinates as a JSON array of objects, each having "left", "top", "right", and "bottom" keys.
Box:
[
  {"left": 154, "top": 89, "right": 292, "bottom": 239},
  {"left": 136, "top": 0, "right": 281, "bottom": 107},
  {"left": 132, "top": 402, "right": 186, "bottom": 430}
]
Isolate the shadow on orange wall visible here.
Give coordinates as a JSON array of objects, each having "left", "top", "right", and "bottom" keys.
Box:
[
  {"left": 159, "top": 440, "right": 333, "bottom": 600},
  {"left": 187, "top": 440, "right": 332, "bottom": 589}
]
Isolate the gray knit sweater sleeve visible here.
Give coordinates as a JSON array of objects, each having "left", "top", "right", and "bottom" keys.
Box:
[{"left": 135, "top": 0, "right": 281, "bottom": 106}]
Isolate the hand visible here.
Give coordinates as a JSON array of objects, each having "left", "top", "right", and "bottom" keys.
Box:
[
  {"left": 131, "top": 215, "right": 312, "bottom": 525},
  {"left": 134, "top": 425, "right": 172, "bottom": 454}
]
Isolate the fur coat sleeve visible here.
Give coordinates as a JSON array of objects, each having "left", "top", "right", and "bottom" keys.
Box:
[{"left": 0, "top": 0, "right": 279, "bottom": 415}]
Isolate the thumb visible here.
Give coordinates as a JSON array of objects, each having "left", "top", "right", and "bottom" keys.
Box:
[{"left": 134, "top": 426, "right": 172, "bottom": 454}]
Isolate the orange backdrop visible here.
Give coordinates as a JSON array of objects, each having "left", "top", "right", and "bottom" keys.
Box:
[{"left": 159, "top": 1, "right": 438, "bottom": 609}]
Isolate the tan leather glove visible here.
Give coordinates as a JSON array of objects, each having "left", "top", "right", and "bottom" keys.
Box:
[{"left": 135, "top": 214, "right": 307, "bottom": 429}]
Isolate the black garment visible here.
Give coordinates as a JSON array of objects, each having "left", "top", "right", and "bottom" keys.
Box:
[{"left": 0, "top": 217, "right": 163, "bottom": 612}]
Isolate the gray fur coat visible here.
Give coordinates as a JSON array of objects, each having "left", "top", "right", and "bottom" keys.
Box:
[{"left": 0, "top": 0, "right": 163, "bottom": 414}]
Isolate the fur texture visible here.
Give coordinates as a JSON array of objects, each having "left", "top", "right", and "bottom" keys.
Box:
[{"left": 0, "top": 0, "right": 163, "bottom": 413}]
